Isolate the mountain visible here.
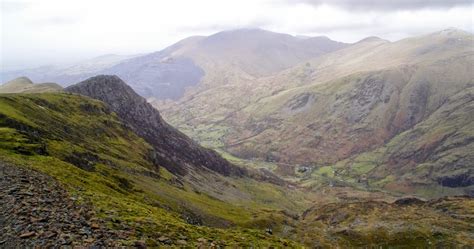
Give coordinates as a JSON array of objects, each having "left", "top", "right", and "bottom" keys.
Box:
[
  {"left": 104, "top": 29, "right": 348, "bottom": 99},
  {"left": 1, "top": 28, "right": 473, "bottom": 247},
  {"left": 0, "top": 76, "right": 315, "bottom": 247},
  {"left": 0, "top": 54, "right": 140, "bottom": 86},
  {"left": 0, "top": 77, "right": 62, "bottom": 93},
  {"left": 160, "top": 28, "right": 474, "bottom": 197},
  {"left": 1, "top": 29, "right": 348, "bottom": 100},
  {"left": 174, "top": 29, "right": 348, "bottom": 77},
  {"left": 1, "top": 76, "right": 473, "bottom": 247},
  {"left": 65, "top": 75, "right": 244, "bottom": 176}
]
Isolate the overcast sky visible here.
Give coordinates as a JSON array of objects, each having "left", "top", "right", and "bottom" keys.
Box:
[{"left": 1, "top": 0, "right": 473, "bottom": 70}]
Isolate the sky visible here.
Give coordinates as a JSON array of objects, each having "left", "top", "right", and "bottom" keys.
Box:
[{"left": 1, "top": 0, "right": 473, "bottom": 71}]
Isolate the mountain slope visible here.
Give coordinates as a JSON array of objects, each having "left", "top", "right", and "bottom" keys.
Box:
[
  {"left": 0, "top": 77, "right": 62, "bottom": 93},
  {"left": 103, "top": 29, "right": 347, "bottom": 99},
  {"left": 160, "top": 29, "right": 474, "bottom": 197},
  {"left": 65, "top": 75, "right": 244, "bottom": 177},
  {"left": 178, "top": 29, "right": 348, "bottom": 77},
  {"left": 0, "top": 91, "right": 310, "bottom": 247},
  {"left": 297, "top": 196, "right": 474, "bottom": 247},
  {"left": 1, "top": 91, "right": 472, "bottom": 247},
  {"left": 2, "top": 29, "right": 348, "bottom": 100}
]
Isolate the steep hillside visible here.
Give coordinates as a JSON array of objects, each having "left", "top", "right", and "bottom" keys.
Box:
[
  {"left": 331, "top": 85, "right": 474, "bottom": 197},
  {"left": 0, "top": 92, "right": 472, "bottom": 247},
  {"left": 102, "top": 51, "right": 205, "bottom": 100},
  {"left": 161, "top": 29, "right": 474, "bottom": 197},
  {"left": 66, "top": 75, "right": 243, "bottom": 177},
  {"left": 0, "top": 92, "right": 313, "bottom": 247},
  {"left": 267, "top": 28, "right": 473, "bottom": 90},
  {"left": 0, "top": 77, "right": 62, "bottom": 93}
]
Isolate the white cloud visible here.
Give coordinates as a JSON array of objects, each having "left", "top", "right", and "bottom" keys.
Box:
[
  {"left": 290, "top": 0, "right": 473, "bottom": 11},
  {"left": 1, "top": 0, "right": 473, "bottom": 70}
]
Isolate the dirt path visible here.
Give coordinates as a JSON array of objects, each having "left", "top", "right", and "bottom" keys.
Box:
[{"left": 0, "top": 162, "right": 124, "bottom": 247}]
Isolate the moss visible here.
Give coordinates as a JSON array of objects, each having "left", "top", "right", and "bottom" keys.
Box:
[
  {"left": 373, "top": 175, "right": 396, "bottom": 187},
  {"left": 315, "top": 166, "right": 335, "bottom": 177},
  {"left": 351, "top": 162, "right": 376, "bottom": 175},
  {"left": 0, "top": 93, "right": 302, "bottom": 246}
]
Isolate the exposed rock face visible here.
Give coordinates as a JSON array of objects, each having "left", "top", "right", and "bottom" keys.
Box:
[
  {"left": 66, "top": 75, "right": 244, "bottom": 176},
  {"left": 103, "top": 54, "right": 205, "bottom": 99},
  {"left": 437, "top": 171, "right": 474, "bottom": 188}
]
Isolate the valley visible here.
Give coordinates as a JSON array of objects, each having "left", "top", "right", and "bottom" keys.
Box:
[
  {"left": 158, "top": 28, "right": 474, "bottom": 199},
  {"left": 0, "top": 28, "right": 473, "bottom": 247}
]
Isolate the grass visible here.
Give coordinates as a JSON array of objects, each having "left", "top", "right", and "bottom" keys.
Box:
[
  {"left": 295, "top": 197, "right": 474, "bottom": 247},
  {"left": 2, "top": 92, "right": 472, "bottom": 247},
  {"left": 0, "top": 93, "right": 302, "bottom": 246},
  {"left": 316, "top": 166, "right": 335, "bottom": 177}
]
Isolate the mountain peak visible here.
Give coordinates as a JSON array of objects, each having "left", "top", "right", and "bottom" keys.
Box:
[
  {"left": 225, "top": 27, "right": 268, "bottom": 33},
  {"left": 66, "top": 75, "right": 245, "bottom": 177},
  {"left": 356, "top": 36, "right": 389, "bottom": 44},
  {"left": 3, "top": 76, "right": 33, "bottom": 86},
  {"left": 65, "top": 75, "right": 139, "bottom": 101},
  {"left": 434, "top": 27, "right": 472, "bottom": 37},
  {"left": 206, "top": 28, "right": 293, "bottom": 41},
  {"left": 72, "top": 74, "right": 128, "bottom": 88}
]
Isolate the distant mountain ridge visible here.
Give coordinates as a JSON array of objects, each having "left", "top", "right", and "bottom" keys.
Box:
[
  {"left": 0, "top": 77, "right": 62, "bottom": 93},
  {"left": 1, "top": 54, "right": 140, "bottom": 87},
  {"left": 2, "top": 29, "right": 348, "bottom": 100}
]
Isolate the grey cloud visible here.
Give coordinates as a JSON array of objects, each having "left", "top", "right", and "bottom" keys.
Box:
[{"left": 286, "top": 0, "right": 473, "bottom": 10}]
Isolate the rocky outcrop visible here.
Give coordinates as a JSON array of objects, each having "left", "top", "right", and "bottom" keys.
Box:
[
  {"left": 394, "top": 197, "right": 425, "bottom": 206},
  {"left": 437, "top": 171, "right": 474, "bottom": 188},
  {"left": 66, "top": 75, "right": 244, "bottom": 177}
]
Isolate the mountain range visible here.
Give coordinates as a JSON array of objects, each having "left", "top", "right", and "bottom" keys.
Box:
[
  {"left": 158, "top": 28, "right": 474, "bottom": 198},
  {"left": 0, "top": 27, "right": 473, "bottom": 247},
  {"left": 1, "top": 29, "right": 348, "bottom": 100}
]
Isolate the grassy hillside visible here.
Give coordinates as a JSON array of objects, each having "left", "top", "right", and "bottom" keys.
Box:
[
  {"left": 296, "top": 197, "right": 474, "bottom": 247},
  {"left": 0, "top": 77, "right": 62, "bottom": 93},
  {"left": 0, "top": 93, "right": 309, "bottom": 247},
  {"left": 326, "top": 86, "right": 474, "bottom": 197},
  {"left": 0, "top": 93, "right": 472, "bottom": 247},
  {"left": 160, "top": 29, "right": 474, "bottom": 197}
]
